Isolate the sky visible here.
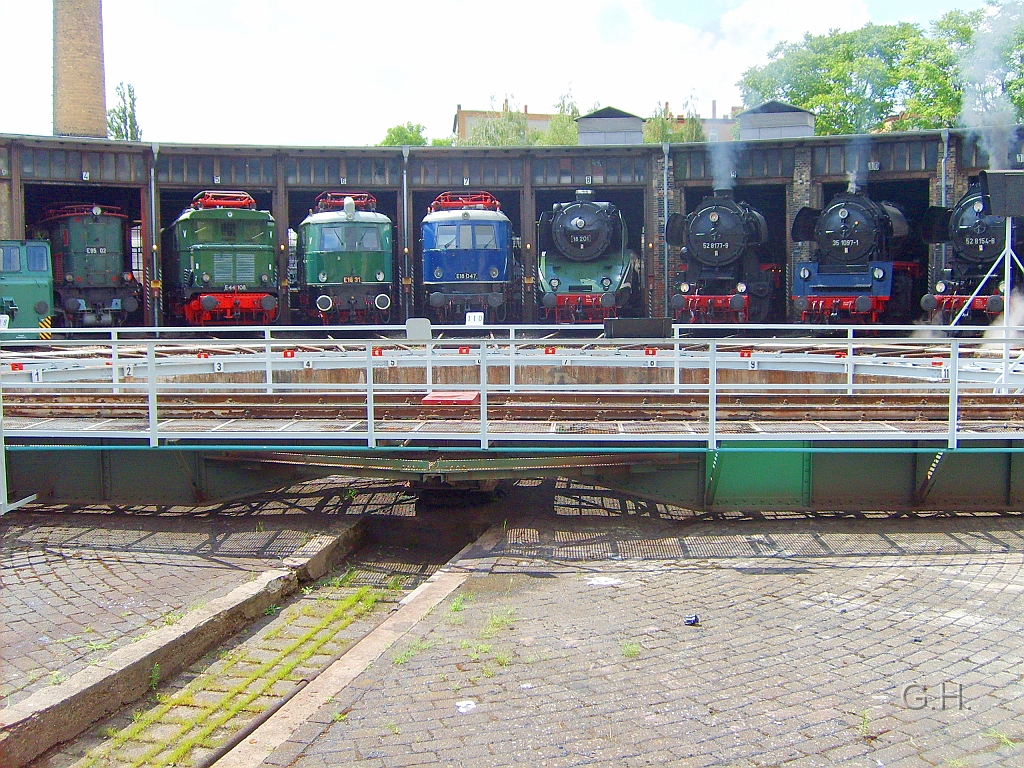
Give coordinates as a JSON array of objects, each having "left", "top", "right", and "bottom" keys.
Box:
[{"left": 0, "top": 0, "right": 989, "bottom": 147}]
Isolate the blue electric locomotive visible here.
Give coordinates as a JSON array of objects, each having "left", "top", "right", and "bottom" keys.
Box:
[{"left": 421, "top": 191, "right": 516, "bottom": 323}]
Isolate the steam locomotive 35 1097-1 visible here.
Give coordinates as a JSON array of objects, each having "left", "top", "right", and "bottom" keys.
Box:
[
  {"left": 791, "top": 188, "right": 922, "bottom": 323},
  {"left": 920, "top": 184, "right": 1020, "bottom": 324},
  {"left": 295, "top": 192, "right": 394, "bottom": 324},
  {"left": 421, "top": 191, "right": 517, "bottom": 323},
  {"left": 665, "top": 190, "right": 781, "bottom": 323},
  {"left": 536, "top": 190, "right": 640, "bottom": 323}
]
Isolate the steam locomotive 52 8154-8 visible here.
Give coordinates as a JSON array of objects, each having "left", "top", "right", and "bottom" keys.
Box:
[
  {"left": 536, "top": 190, "right": 640, "bottom": 323},
  {"left": 791, "top": 187, "right": 923, "bottom": 323},
  {"left": 920, "top": 184, "right": 1021, "bottom": 324},
  {"left": 665, "top": 190, "right": 782, "bottom": 323}
]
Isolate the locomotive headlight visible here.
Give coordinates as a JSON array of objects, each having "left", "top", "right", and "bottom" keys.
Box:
[
  {"left": 974, "top": 201, "right": 984, "bottom": 213},
  {"left": 799, "top": 267, "right": 811, "bottom": 280},
  {"left": 122, "top": 271, "right": 134, "bottom": 282},
  {"left": 935, "top": 281, "right": 948, "bottom": 294},
  {"left": 318, "top": 271, "right": 328, "bottom": 282},
  {"left": 375, "top": 270, "right": 386, "bottom": 282},
  {"left": 260, "top": 273, "right": 270, "bottom": 284},
  {"left": 838, "top": 208, "right": 849, "bottom": 219},
  {"left": 709, "top": 212, "right": 720, "bottom": 223},
  {"left": 680, "top": 282, "right": 691, "bottom": 294},
  {"left": 601, "top": 277, "right": 612, "bottom": 289},
  {"left": 65, "top": 273, "right": 75, "bottom": 283},
  {"left": 91, "top": 205, "right": 102, "bottom": 217},
  {"left": 489, "top": 266, "right": 500, "bottom": 279},
  {"left": 999, "top": 281, "right": 1007, "bottom": 294},
  {"left": 736, "top": 282, "right": 747, "bottom": 294},
  {"left": 872, "top": 267, "right": 885, "bottom": 280},
  {"left": 433, "top": 267, "right": 444, "bottom": 280},
  {"left": 550, "top": 278, "right": 560, "bottom": 289},
  {"left": 201, "top": 272, "right": 211, "bottom": 283}
]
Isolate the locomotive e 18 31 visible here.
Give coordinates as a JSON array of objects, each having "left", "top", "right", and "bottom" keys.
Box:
[
  {"left": 920, "top": 184, "right": 1020, "bottom": 324},
  {"left": 30, "top": 204, "right": 141, "bottom": 327},
  {"left": 295, "top": 192, "right": 394, "bottom": 323},
  {"left": 536, "top": 190, "right": 640, "bottom": 323},
  {"left": 791, "top": 187, "right": 921, "bottom": 323},
  {"left": 163, "top": 191, "right": 279, "bottom": 326},
  {"left": 0, "top": 240, "right": 53, "bottom": 339},
  {"left": 665, "top": 190, "right": 781, "bottom": 323},
  {"left": 421, "top": 191, "right": 517, "bottom": 323}
]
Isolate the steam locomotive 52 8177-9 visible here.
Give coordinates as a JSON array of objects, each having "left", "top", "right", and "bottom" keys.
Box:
[
  {"left": 536, "top": 190, "right": 640, "bottom": 323},
  {"left": 665, "top": 189, "right": 781, "bottom": 323},
  {"left": 295, "top": 192, "right": 394, "bottom": 324},
  {"left": 920, "top": 184, "right": 1021, "bottom": 324},
  {"left": 421, "top": 191, "right": 517, "bottom": 323},
  {"left": 791, "top": 187, "right": 922, "bottom": 323},
  {"left": 163, "top": 191, "right": 279, "bottom": 326}
]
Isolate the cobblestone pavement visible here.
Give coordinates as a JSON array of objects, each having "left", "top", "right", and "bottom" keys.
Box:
[
  {"left": 0, "top": 477, "right": 413, "bottom": 709},
  {"left": 265, "top": 478, "right": 1024, "bottom": 768}
]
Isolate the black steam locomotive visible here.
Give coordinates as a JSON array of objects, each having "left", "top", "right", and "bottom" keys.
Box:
[
  {"left": 536, "top": 190, "right": 641, "bottom": 323},
  {"left": 665, "top": 190, "right": 782, "bottom": 323},
  {"left": 791, "top": 187, "right": 922, "bottom": 323},
  {"left": 920, "top": 185, "right": 1020, "bottom": 324}
]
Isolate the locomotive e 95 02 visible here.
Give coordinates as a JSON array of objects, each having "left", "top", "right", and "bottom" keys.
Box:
[
  {"left": 791, "top": 187, "right": 921, "bottom": 323},
  {"left": 666, "top": 190, "right": 781, "bottom": 323},
  {"left": 421, "top": 191, "right": 516, "bottom": 323},
  {"left": 30, "top": 204, "right": 141, "bottom": 327},
  {"left": 295, "top": 192, "right": 394, "bottom": 323},
  {"left": 920, "top": 184, "right": 1020, "bottom": 324},
  {"left": 163, "top": 191, "right": 278, "bottom": 326},
  {"left": 536, "top": 190, "right": 640, "bottom": 323}
]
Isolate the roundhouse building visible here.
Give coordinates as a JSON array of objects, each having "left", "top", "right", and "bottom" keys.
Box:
[{"left": 0, "top": 129, "right": 1012, "bottom": 324}]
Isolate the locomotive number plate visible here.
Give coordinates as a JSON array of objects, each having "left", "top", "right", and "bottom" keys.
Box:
[
  {"left": 702, "top": 242, "right": 728, "bottom": 249},
  {"left": 832, "top": 239, "right": 860, "bottom": 247},
  {"left": 84, "top": 247, "right": 108, "bottom": 254},
  {"left": 965, "top": 237, "right": 997, "bottom": 246},
  {"left": 343, "top": 276, "right": 362, "bottom": 283},
  {"left": 456, "top": 273, "right": 478, "bottom": 280}
]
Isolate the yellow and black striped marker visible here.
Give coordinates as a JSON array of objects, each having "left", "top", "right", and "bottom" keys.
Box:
[{"left": 38, "top": 315, "right": 52, "bottom": 340}]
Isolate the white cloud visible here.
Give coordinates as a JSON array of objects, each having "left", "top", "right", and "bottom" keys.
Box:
[{"left": 0, "top": 0, "right": 957, "bottom": 146}]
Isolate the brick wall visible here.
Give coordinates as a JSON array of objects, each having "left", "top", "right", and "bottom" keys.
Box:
[
  {"left": 651, "top": 149, "right": 675, "bottom": 316},
  {"left": 53, "top": 0, "right": 107, "bottom": 138}
]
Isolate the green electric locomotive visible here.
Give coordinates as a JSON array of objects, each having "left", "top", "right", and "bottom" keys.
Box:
[
  {"left": 163, "top": 191, "right": 279, "bottom": 325},
  {"left": 0, "top": 240, "right": 53, "bottom": 339},
  {"left": 295, "top": 192, "right": 394, "bottom": 323},
  {"left": 30, "top": 204, "right": 141, "bottom": 326}
]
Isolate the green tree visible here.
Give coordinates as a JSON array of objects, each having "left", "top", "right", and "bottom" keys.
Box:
[
  {"left": 430, "top": 136, "right": 455, "bottom": 146},
  {"left": 379, "top": 122, "right": 428, "bottom": 146},
  {"left": 460, "top": 99, "right": 535, "bottom": 146},
  {"left": 643, "top": 101, "right": 705, "bottom": 143},
  {"left": 535, "top": 92, "right": 580, "bottom": 146},
  {"left": 107, "top": 82, "right": 141, "bottom": 141}
]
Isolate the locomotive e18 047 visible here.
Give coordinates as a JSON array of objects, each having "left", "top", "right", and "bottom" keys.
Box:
[
  {"left": 666, "top": 189, "right": 781, "bottom": 323},
  {"left": 163, "top": 191, "right": 279, "bottom": 326},
  {"left": 536, "top": 190, "right": 640, "bottom": 323},
  {"left": 30, "top": 204, "right": 141, "bottom": 327},
  {"left": 295, "top": 192, "right": 394, "bottom": 324},
  {"left": 791, "top": 187, "right": 922, "bottom": 323},
  {"left": 920, "top": 184, "right": 1021, "bottom": 324},
  {"left": 421, "top": 191, "right": 517, "bottom": 323}
]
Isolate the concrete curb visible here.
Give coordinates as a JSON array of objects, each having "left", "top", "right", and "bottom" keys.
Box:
[
  {"left": 212, "top": 519, "right": 508, "bottom": 768},
  {"left": 0, "top": 518, "right": 365, "bottom": 768}
]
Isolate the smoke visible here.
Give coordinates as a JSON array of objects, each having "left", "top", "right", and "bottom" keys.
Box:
[
  {"left": 845, "top": 134, "right": 873, "bottom": 193},
  {"left": 959, "top": 2, "right": 1024, "bottom": 169},
  {"left": 984, "top": 289, "right": 1024, "bottom": 346},
  {"left": 710, "top": 141, "right": 738, "bottom": 190}
]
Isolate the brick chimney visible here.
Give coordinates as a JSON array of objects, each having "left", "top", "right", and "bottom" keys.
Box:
[{"left": 53, "top": 0, "right": 107, "bottom": 137}]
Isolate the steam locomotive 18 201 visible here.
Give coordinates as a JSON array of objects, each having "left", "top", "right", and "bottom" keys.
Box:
[
  {"left": 665, "top": 190, "right": 781, "bottom": 323},
  {"left": 920, "top": 184, "right": 1020, "bottom": 324},
  {"left": 536, "top": 190, "right": 640, "bottom": 323},
  {"left": 791, "top": 186, "right": 922, "bottom": 323}
]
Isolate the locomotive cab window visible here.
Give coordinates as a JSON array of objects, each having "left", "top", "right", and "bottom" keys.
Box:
[
  {"left": 435, "top": 224, "right": 485, "bottom": 250},
  {"left": 473, "top": 225, "right": 498, "bottom": 249},
  {"left": 321, "top": 225, "right": 381, "bottom": 251},
  {"left": 1, "top": 246, "right": 19, "bottom": 272},
  {"left": 26, "top": 245, "right": 49, "bottom": 272}
]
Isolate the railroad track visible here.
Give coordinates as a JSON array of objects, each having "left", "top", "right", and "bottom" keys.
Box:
[{"left": 5, "top": 392, "right": 1022, "bottom": 422}]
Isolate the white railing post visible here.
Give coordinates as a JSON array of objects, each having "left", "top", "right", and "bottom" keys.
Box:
[
  {"left": 948, "top": 339, "right": 959, "bottom": 449},
  {"left": 480, "top": 340, "right": 488, "bottom": 449},
  {"left": 147, "top": 341, "right": 158, "bottom": 447},
  {"left": 264, "top": 329, "right": 274, "bottom": 395},
  {"left": 365, "top": 343, "right": 376, "bottom": 448},
  {"left": 111, "top": 330, "right": 120, "bottom": 395},
  {"left": 847, "top": 327, "right": 854, "bottom": 395},
  {"left": 708, "top": 340, "right": 717, "bottom": 450}
]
